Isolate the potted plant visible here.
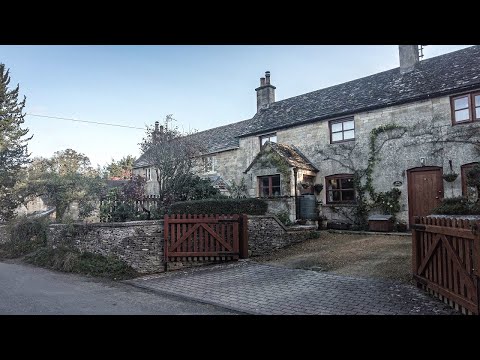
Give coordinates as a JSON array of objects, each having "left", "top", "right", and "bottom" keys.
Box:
[
  {"left": 317, "top": 215, "right": 328, "bottom": 230},
  {"left": 314, "top": 184, "right": 324, "bottom": 194},
  {"left": 442, "top": 172, "right": 458, "bottom": 182}
]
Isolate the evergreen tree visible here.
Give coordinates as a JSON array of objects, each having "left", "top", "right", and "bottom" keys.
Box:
[{"left": 0, "top": 63, "right": 31, "bottom": 221}]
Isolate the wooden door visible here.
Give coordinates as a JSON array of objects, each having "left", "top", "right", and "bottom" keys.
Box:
[{"left": 407, "top": 167, "right": 443, "bottom": 226}]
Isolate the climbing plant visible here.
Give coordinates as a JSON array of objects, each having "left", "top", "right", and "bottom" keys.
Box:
[{"left": 317, "top": 124, "right": 407, "bottom": 229}]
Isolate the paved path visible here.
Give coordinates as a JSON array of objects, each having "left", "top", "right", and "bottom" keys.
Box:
[
  {"left": 0, "top": 261, "right": 237, "bottom": 315},
  {"left": 128, "top": 261, "right": 458, "bottom": 315}
]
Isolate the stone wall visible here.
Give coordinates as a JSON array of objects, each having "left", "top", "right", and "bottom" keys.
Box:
[
  {"left": 0, "top": 225, "right": 8, "bottom": 244},
  {"left": 47, "top": 220, "right": 164, "bottom": 274},
  {"left": 248, "top": 215, "right": 316, "bottom": 256}
]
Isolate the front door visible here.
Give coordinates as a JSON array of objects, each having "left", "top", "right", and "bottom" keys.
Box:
[{"left": 407, "top": 167, "right": 444, "bottom": 227}]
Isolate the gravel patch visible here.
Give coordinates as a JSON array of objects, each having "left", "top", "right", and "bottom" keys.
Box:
[{"left": 253, "top": 230, "right": 413, "bottom": 284}]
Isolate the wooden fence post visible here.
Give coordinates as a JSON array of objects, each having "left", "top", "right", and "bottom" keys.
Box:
[
  {"left": 411, "top": 216, "right": 421, "bottom": 287},
  {"left": 473, "top": 220, "right": 480, "bottom": 314},
  {"left": 239, "top": 214, "right": 249, "bottom": 259},
  {"left": 164, "top": 214, "right": 169, "bottom": 272}
]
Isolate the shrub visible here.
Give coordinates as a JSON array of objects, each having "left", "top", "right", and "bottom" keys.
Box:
[
  {"left": 0, "top": 216, "right": 49, "bottom": 258},
  {"left": 431, "top": 196, "right": 480, "bottom": 215},
  {"left": 25, "top": 247, "right": 138, "bottom": 280},
  {"left": 169, "top": 198, "right": 268, "bottom": 215},
  {"left": 306, "top": 231, "right": 320, "bottom": 239},
  {"left": 276, "top": 211, "right": 292, "bottom": 226}
]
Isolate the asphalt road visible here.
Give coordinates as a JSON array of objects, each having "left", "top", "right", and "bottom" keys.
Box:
[{"left": 0, "top": 261, "right": 237, "bottom": 315}]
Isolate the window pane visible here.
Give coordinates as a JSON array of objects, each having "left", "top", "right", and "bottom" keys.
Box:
[
  {"left": 455, "top": 109, "right": 470, "bottom": 122},
  {"left": 343, "top": 130, "right": 355, "bottom": 140},
  {"left": 261, "top": 177, "right": 269, "bottom": 187},
  {"left": 340, "top": 177, "right": 354, "bottom": 190},
  {"left": 328, "top": 179, "right": 338, "bottom": 190},
  {"left": 342, "top": 190, "right": 355, "bottom": 202},
  {"left": 332, "top": 132, "right": 343, "bottom": 142},
  {"left": 343, "top": 120, "right": 354, "bottom": 130},
  {"left": 261, "top": 187, "right": 269, "bottom": 197},
  {"left": 331, "top": 123, "right": 343, "bottom": 132},
  {"left": 332, "top": 191, "right": 341, "bottom": 202},
  {"left": 476, "top": 95, "right": 480, "bottom": 107},
  {"left": 261, "top": 137, "right": 268, "bottom": 146},
  {"left": 454, "top": 96, "right": 469, "bottom": 110},
  {"left": 327, "top": 191, "right": 334, "bottom": 202},
  {"left": 476, "top": 107, "right": 480, "bottom": 119},
  {"left": 270, "top": 135, "right": 277, "bottom": 143},
  {"left": 271, "top": 186, "right": 281, "bottom": 196},
  {"left": 271, "top": 175, "right": 280, "bottom": 187}
]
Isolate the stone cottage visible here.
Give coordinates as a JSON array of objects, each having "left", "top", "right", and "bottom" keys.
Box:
[{"left": 133, "top": 45, "right": 480, "bottom": 228}]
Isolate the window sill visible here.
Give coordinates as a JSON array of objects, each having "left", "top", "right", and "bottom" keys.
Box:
[
  {"left": 330, "top": 139, "right": 355, "bottom": 145},
  {"left": 323, "top": 203, "right": 357, "bottom": 207},
  {"left": 452, "top": 119, "right": 479, "bottom": 126}
]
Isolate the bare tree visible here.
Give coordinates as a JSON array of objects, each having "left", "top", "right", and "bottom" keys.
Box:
[{"left": 139, "top": 115, "right": 206, "bottom": 207}]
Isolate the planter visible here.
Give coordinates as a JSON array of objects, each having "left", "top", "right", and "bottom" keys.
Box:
[{"left": 442, "top": 173, "right": 458, "bottom": 183}]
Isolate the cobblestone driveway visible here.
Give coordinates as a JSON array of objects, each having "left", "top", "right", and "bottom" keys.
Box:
[{"left": 127, "top": 261, "right": 457, "bottom": 315}]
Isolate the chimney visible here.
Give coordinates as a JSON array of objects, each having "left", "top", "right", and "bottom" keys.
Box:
[
  {"left": 399, "top": 45, "right": 419, "bottom": 74},
  {"left": 255, "top": 71, "right": 276, "bottom": 112},
  {"left": 153, "top": 121, "right": 161, "bottom": 144}
]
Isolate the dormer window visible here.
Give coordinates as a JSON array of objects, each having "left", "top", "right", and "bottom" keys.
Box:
[{"left": 260, "top": 133, "right": 277, "bottom": 147}]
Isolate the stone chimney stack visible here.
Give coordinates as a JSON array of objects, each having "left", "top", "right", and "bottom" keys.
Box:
[
  {"left": 399, "top": 45, "right": 420, "bottom": 74},
  {"left": 255, "top": 71, "right": 276, "bottom": 112},
  {"left": 153, "top": 121, "right": 161, "bottom": 144}
]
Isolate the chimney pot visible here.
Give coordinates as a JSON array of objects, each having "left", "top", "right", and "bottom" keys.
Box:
[
  {"left": 260, "top": 77, "right": 266, "bottom": 86},
  {"left": 265, "top": 71, "right": 271, "bottom": 84},
  {"left": 155, "top": 121, "right": 159, "bottom": 132}
]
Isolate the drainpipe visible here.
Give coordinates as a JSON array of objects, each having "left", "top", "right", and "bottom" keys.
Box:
[{"left": 293, "top": 167, "right": 299, "bottom": 220}]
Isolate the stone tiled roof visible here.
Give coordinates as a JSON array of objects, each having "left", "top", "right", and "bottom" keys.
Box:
[
  {"left": 239, "top": 45, "right": 480, "bottom": 137},
  {"left": 244, "top": 142, "right": 318, "bottom": 173},
  {"left": 134, "top": 46, "right": 480, "bottom": 168},
  {"left": 133, "top": 118, "right": 253, "bottom": 168}
]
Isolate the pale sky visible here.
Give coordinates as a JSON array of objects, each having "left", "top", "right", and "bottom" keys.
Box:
[{"left": 0, "top": 45, "right": 472, "bottom": 167}]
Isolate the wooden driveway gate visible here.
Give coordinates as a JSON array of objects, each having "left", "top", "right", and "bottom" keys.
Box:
[
  {"left": 164, "top": 214, "right": 248, "bottom": 265},
  {"left": 412, "top": 216, "right": 480, "bottom": 314}
]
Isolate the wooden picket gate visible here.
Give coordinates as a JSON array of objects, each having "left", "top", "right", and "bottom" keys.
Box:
[
  {"left": 411, "top": 216, "right": 480, "bottom": 315},
  {"left": 164, "top": 214, "right": 248, "bottom": 266}
]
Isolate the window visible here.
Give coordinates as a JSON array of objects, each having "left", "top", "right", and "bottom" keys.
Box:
[
  {"left": 202, "top": 156, "right": 215, "bottom": 173},
  {"left": 326, "top": 174, "right": 355, "bottom": 204},
  {"left": 451, "top": 92, "right": 480, "bottom": 124},
  {"left": 330, "top": 117, "right": 355, "bottom": 143},
  {"left": 260, "top": 133, "right": 277, "bottom": 147},
  {"left": 144, "top": 168, "right": 152, "bottom": 181},
  {"left": 258, "top": 175, "right": 281, "bottom": 197},
  {"left": 461, "top": 162, "right": 479, "bottom": 200}
]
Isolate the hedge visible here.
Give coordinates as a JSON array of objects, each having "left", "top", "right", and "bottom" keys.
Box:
[
  {"left": 431, "top": 196, "right": 480, "bottom": 215},
  {"left": 169, "top": 198, "right": 268, "bottom": 215}
]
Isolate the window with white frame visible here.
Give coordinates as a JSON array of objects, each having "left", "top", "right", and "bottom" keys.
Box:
[
  {"left": 260, "top": 133, "right": 277, "bottom": 147},
  {"left": 202, "top": 156, "right": 215, "bottom": 173},
  {"left": 144, "top": 167, "right": 152, "bottom": 181}
]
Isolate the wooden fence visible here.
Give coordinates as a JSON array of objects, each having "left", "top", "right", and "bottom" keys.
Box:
[
  {"left": 99, "top": 195, "right": 161, "bottom": 221},
  {"left": 411, "top": 216, "right": 480, "bottom": 315},
  {"left": 164, "top": 214, "right": 248, "bottom": 265}
]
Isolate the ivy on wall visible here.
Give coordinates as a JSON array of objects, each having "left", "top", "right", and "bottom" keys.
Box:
[
  {"left": 255, "top": 148, "right": 292, "bottom": 192},
  {"left": 319, "top": 124, "right": 407, "bottom": 229}
]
